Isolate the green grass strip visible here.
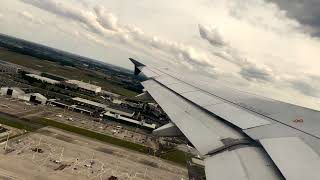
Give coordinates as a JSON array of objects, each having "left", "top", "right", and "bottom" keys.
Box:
[
  {"left": 33, "top": 117, "right": 149, "bottom": 153},
  {"left": 160, "top": 150, "right": 193, "bottom": 166},
  {"left": 0, "top": 115, "right": 42, "bottom": 132},
  {"left": 33, "top": 118, "right": 191, "bottom": 166},
  {"left": 0, "top": 115, "right": 191, "bottom": 166}
]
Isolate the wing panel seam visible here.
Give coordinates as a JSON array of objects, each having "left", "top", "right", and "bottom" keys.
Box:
[{"left": 151, "top": 69, "right": 320, "bottom": 139}]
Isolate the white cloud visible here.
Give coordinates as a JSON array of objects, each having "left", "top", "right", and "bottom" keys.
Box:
[
  {"left": 199, "top": 23, "right": 275, "bottom": 82},
  {"left": 264, "top": 0, "right": 320, "bottom": 36},
  {"left": 20, "top": 0, "right": 219, "bottom": 72},
  {"left": 283, "top": 75, "right": 320, "bottom": 98},
  {"left": 14, "top": 0, "right": 320, "bottom": 109},
  {"left": 197, "top": 0, "right": 320, "bottom": 98},
  {"left": 240, "top": 63, "right": 274, "bottom": 82},
  {"left": 20, "top": 0, "right": 105, "bottom": 33},
  {"left": 20, "top": 11, "right": 33, "bottom": 19},
  {"left": 199, "top": 24, "right": 227, "bottom": 47},
  {"left": 94, "top": 6, "right": 119, "bottom": 31},
  {"left": 19, "top": 11, "right": 44, "bottom": 24},
  {"left": 228, "top": 0, "right": 302, "bottom": 34}
]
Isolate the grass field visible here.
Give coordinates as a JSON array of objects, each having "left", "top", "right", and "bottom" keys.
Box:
[
  {"left": 33, "top": 117, "right": 149, "bottom": 153},
  {"left": 32, "top": 117, "right": 191, "bottom": 166},
  {"left": 160, "top": 150, "right": 193, "bottom": 166},
  {"left": 0, "top": 113, "right": 43, "bottom": 131},
  {"left": 0, "top": 47, "right": 138, "bottom": 97},
  {"left": 34, "top": 118, "right": 191, "bottom": 166},
  {"left": 0, "top": 112, "right": 191, "bottom": 166}
]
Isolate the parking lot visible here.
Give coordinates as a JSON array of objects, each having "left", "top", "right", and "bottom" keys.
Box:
[{"left": 45, "top": 111, "right": 157, "bottom": 149}]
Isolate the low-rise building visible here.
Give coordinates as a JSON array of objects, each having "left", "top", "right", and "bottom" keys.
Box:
[
  {"left": 24, "top": 93, "right": 47, "bottom": 105},
  {"left": 105, "top": 106, "right": 135, "bottom": 118},
  {"left": 69, "top": 105, "right": 95, "bottom": 115},
  {"left": 72, "top": 97, "right": 135, "bottom": 117},
  {"left": 72, "top": 97, "right": 107, "bottom": 110},
  {"left": 104, "top": 111, "right": 156, "bottom": 130},
  {"left": 101, "top": 90, "right": 120, "bottom": 98},
  {"left": 0, "top": 87, "right": 25, "bottom": 98},
  {"left": 47, "top": 99, "right": 99, "bottom": 116},
  {"left": 1, "top": 87, "right": 47, "bottom": 104},
  {"left": 26, "top": 74, "right": 60, "bottom": 84},
  {"left": 65, "top": 80, "right": 102, "bottom": 93},
  {"left": 112, "top": 99, "right": 122, "bottom": 105},
  {"left": 47, "top": 99, "right": 72, "bottom": 108}
]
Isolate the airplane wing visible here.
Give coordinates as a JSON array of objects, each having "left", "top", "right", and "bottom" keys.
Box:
[{"left": 129, "top": 58, "right": 320, "bottom": 180}]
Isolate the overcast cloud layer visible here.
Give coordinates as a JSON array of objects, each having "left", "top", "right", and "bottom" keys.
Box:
[
  {"left": 268, "top": 0, "right": 320, "bottom": 36},
  {"left": 0, "top": 0, "right": 320, "bottom": 110}
]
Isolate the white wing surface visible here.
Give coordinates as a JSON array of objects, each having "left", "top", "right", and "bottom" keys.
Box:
[{"left": 130, "top": 58, "right": 320, "bottom": 180}]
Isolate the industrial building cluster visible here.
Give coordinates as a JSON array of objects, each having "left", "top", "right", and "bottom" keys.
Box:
[
  {"left": 0, "top": 59, "right": 170, "bottom": 143},
  {"left": 1, "top": 87, "right": 47, "bottom": 104},
  {"left": 66, "top": 80, "right": 102, "bottom": 93},
  {"left": 0, "top": 59, "right": 168, "bottom": 132},
  {"left": 0, "top": 38, "right": 191, "bottom": 180},
  {"left": 25, "top": 73, "right": 102, "bottom": 93},
  {"left": 0, "top": 85, "right": 157, "bottom": 130}
]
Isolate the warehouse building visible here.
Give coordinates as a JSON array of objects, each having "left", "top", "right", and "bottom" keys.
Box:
[
  {"left": 101, "top": 90, "right": 120, "bottom": 98},
  {"left": 105, "top": 106, "right": 135, "bottom": 118},
  {"left": 65, "top": 80, "right": 102, "bottom": 93},
  {"left": 47, "top": 99, "right": 72, "bottom": 108},
  {"left": 104, "top": 111, "right": 156, "bottom": 130},
  {"left": 112, "top": 99, "right": 122, "bottom": 105},
  {"left": 0, "top": 87, "right": 47, "bottom": 105},
  {"left": 72, "top": 97, "right": 135, "bottom": 117},
  {"left": 72, "top": 97, "right": 107, "bottom": 110},
  {"left": 47, "top": 99, "right": 95, "bottom": 116},
  {"left": 69, "top": 105, "right": 95, "bottom": 115},
  {"left": 26, "top": 74, "right": 60, "bottom": 84},
  {"left": 24, "top": 93, "right": 48, "bottom": 105},
  {"left": 0, "top": 87, "right": 25, "bottom": 98}
]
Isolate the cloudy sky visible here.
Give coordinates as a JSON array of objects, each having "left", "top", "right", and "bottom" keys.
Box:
[{"left": 0, "top": 0, "right": 320, "bottom": 110}]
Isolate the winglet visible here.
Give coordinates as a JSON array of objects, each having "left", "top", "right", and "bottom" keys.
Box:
[{"left": 129, "top": 58, "right": 145, "bottom": 75}]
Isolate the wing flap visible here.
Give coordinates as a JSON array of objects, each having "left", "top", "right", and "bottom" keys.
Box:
[
  {"left": 260, "top": 137, "right": 320, "bottom": 180},
  {"left": 205, "top": 146, "right": 281, "bottom": 180}
]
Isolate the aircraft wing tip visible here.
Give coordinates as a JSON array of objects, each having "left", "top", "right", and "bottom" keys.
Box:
[
  {"left": 129, "top": 58, "right": 145, "bottom": 67},
  {"left": 129, "top": 58, "right": 145, "bottom": 75}
]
